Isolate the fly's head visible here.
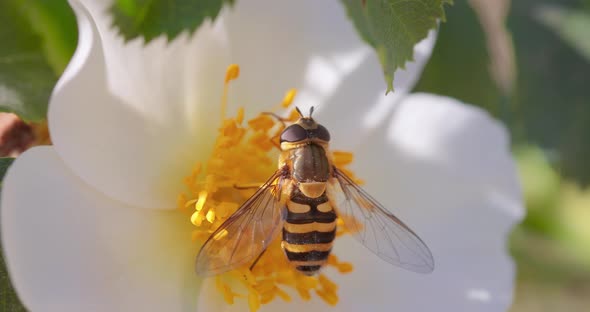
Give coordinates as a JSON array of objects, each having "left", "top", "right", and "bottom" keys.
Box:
[{"left": 280, "top": 107, "right": 331, "bottom": 145}]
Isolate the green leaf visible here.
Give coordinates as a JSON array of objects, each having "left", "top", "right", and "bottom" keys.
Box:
[
  {"left": 0, "top": 0, "right": 76, "bottom": 122},
  {"left": 416, "top": 0, "right": 590, "bottom": 186},
  {"left": 508, "top": 0, "right": 590, "bottom": 186},
  {"left": 0, "top": 2, "right": 56, "bottom": 121},
  {"left": 110, "top": 0, "right": 234, "bottom": 42},
  {"left": 414, "top": 0, "right": 503, "bottom": 115},
  {"left": 15, "top": 1, "right": 78, "bottom": 74},
  {"left": 341, "top": 0, "right": 451, "bottom": 92},
  {"left": 535, "top": 5, "right": 590, "bottom": 62}
]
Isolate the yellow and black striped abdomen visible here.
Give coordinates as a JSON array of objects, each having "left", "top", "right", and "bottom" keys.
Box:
[{"left": 282, "top": 187, "right": 336, "bottom": 276}]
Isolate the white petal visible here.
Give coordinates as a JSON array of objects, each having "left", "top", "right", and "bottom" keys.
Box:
[
  {"left": 328, "top": 94, "right": 523, "bottom": 311},
  {"left": 225, "top": 0, "right": 437, "bottom": 148},
  {"left": 78, "top": 0, "right": 229, "bottom": 123},
  {"left": 1, "top": 147, "right": 199, "bottom": 311},
  {"left": 50, "top": 0, "right": 229, "bottom": 209},
  {"left": 387, "top": 93, "right": 522, "bottom": 208}
]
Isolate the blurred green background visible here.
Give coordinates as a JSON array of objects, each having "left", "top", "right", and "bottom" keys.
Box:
[
  {"left": 415, "top": 0, "right": 590, "bottom": 310},
  {"left": 1, "top": 0, "right": 590, "bottom": 311}
]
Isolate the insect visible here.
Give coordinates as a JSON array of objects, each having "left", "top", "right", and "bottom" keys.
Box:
[{"left": 196, "top": 107, "right": 434, "bottom": 276}]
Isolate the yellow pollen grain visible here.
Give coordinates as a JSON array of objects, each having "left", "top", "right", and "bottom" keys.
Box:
[
  {"left": 206, "top": 209, "right": 216, "bottom": 223},
  {"left": 275, "top": 287, "right": 291, "bottom": 302},
  {"left": 236, "top": 107, "right": 245, "bottom": 124},
  {"left": 327, "top": 255, "right": 354, "bottom": 274},
  {"left": 254, "top": 280, "right": 275, "bottom": 294},
  {"left": 195, "top": 190, "right": 208, "bottom": 212},
  {"left": 184, "top": 199, "right": 198, "bottom": 209},
  {"left": 316, "top": 289, "right": 338, "bottom": 306},
  {"left": 248, "top": 115, "right": 275, "bottom": 132},
  {"left": 296, "top": 287, "right": 312, "bottom": 301},
  {"left": 332, "top": 151, "right": 354, "bottom": 166},
  {"left": 217, "top": 276, "right": 236, "bottom": 304},
  {"left": 221, "top": 64, "right": 240, "bottom": 120},
  {"left": 249, "top": 131, "right": 274, "bottom": 152},
  {"left": 319, "top": 274, "right": 338, "bottom": 292},
  {"left": 260, "top": 292, "right": 276, "bottom": 304},
  {"left": 190, "top": 211, "right": 205, "bottom": 227},
  {"left": 288, "top": 108, "right": 300, "bottom": 122},
  {"left": 179, "top": 67, "right": 361, "bottom": 311},
  {"left": 337, "top": 262, "right": 354, "bottom": 273},
  {"left": 281, "top": 89, "right": 297, "bottom": 108},
  {"left": 248, "top": 290, "right": 261, "bottom": 312}
]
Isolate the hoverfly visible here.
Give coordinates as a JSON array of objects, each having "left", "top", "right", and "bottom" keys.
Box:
[{"left": 196, "top": 107, "right": 434, "bottom": 276}]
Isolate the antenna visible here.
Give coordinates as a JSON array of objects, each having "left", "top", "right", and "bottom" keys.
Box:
[
  {"left": 295, "top": 106, "right": 304, "bottom": 118},
  {"left": 309, "top": 106, "right": 314, "bottom": 118}
]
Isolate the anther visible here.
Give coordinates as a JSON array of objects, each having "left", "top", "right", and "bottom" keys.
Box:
[
  {"left": 221, "top": 64, "right": 240, "bottom": 120},
  {"left": 281, "top": 89, "right": 297, "bottom": 108},
  {"left": 225, "top": 64, "right": 240, "bottom": 83},
  {"left": 295, "top": 107, "right": 304, "bottom": 118}
]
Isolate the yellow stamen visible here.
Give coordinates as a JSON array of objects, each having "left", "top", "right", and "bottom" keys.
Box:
[
  {"left": 225, "top": 64, "right": 240, "bottom": 83},
  {"left": 275, "top": 287, "right": 291, "bottom": 302},
  {"left": 217, "top": 276, "right": 237, "bottom": 304},
  {"left": 316, "top": 289, "right": 338, "bottom": 306},
  {"left": 248, "top": 289, "right": 261, "bottom": 312},
  {"left": 195, "top": 190, "right": 208, "bottom": 211},
  {"left": 248, "top": 115, "right": 275, "bottom": 132},
  {"left": 281, "top": 89, "right": 297, "bottom": 108},
  {"left": 236, "top": 107, "right": 245, "bottom": 125},
  {"left": 332, "top": 151, "right": 354, "bottom": 166},
  {"left": 319, "top": 274, "right": 338, "bottom": 292},
  {"left": 206, "top": 209, "right": 216, "bottom": 223},
  {"left": 221, "top": 64, "right": 241, "bottom": 120},
  {"left": 288, "top": 108, "right": 300, "bottom": 122},
  {"left": 179, "top": 66, "right": 360, "bottom": 311},
  {"left": 337, "top": 262, "right": 354, "bottom": 273}
]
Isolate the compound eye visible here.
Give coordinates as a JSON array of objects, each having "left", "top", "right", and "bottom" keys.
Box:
[
  {"left": 280, "top": 124, "right": 308, "bottom": 143},
  {"left": 314, "top": 124, "right": 331, "bottom": 142}
]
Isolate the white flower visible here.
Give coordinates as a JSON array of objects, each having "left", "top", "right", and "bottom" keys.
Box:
[{"left": 1, "top": 0, "right": 524, "bottom": 311}]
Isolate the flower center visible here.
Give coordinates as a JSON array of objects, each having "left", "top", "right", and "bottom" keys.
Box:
[{"left": 178, "top": 65, "right": 358, "bottom": 311}]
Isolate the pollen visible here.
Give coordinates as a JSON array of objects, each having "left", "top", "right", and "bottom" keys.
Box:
[
  {"left": 281, "top": 89, "right": 297, "bottom": 108},
  {"left": 225, "top": 64, "right": 240, "bottom": 83},
  {"left": 179, "top": 65, "right": 358, "bottom": 311}
]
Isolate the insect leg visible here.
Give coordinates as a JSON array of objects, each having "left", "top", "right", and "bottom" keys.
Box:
[
  {"left": 261, "top": 112, "right": 290, "bottom": 127},
  {"left": 233, "top": 182, "right": 264, "bottom": 190},
  {"left": 269, "top": 132, "right": 282, "bottom": 150},
  {"left": 249, "top": 248, "right": 268, "bottom": 271}
]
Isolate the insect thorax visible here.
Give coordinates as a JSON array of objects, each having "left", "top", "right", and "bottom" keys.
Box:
[{"left": 289, "top": 143, "right": 330, "bottom": 198}]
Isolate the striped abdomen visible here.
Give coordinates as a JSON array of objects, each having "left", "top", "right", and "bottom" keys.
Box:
[{"left": 282, "top": 187, "right": 337, "bottom": 276}]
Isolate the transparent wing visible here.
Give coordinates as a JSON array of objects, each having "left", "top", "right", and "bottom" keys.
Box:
[
  {"left": 329, "top": 167, "right": 434, "bottom": 273},
  {"left": 195, "top": 169, "right": 287, "bottom": 276}
]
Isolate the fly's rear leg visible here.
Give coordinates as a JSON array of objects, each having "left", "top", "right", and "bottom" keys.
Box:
[{"left": 249, "top": 248, "right": 268, "bottom": 271}]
